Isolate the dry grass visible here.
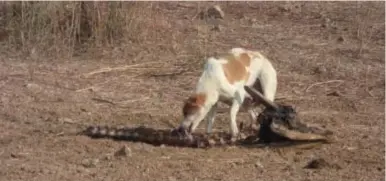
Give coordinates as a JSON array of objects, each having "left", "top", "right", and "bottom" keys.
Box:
[{"left": 0, "top": 1, "right": 169, "bottom": 58}]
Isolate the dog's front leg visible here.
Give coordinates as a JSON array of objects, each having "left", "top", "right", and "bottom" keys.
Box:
[{"left": 206, "top": 103, "right": 218, "bottom": 134}]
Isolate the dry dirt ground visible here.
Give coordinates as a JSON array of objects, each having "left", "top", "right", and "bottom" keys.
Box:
[{"left": 0, "top": 2, "right": 385, "bottom": 181}]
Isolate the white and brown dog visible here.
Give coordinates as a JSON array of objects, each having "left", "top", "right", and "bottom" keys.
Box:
[{"left": 176, "top": 47, "right": 277, "bottom": 138}]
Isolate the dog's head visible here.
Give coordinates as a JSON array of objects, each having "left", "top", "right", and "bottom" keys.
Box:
[{"left": 174, "top": 93, "right": 207, "bottom": 132}]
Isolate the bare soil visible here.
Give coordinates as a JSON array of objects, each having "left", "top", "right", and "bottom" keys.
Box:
[{"left": 0, "top": 2, "right": 384, "bottom": 181}]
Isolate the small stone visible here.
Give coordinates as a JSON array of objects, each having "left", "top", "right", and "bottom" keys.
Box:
[
  {"left": 197, "top": 141, "right": 207, "bottom": 148},
  {"left": 239, "top": 133, "right": 247, "bottom": 140},
  {"left": 211, "top": 25, "right": 222, "bottom": 31},
  {"left": 81, "top": 158, "right": 99, "bottom": 168},
  {"left": 136, "top": 143, "right": 153, "bottom": 153},
  {"left": 337, "top": 36, "right": 344, "bottom": 42},
  {"left": 25, "top": 83, "right": 42, "bottom": 92},
  {"left": 103, "top": 154, "right": 113, "bottom": 161},
  {"left": 207, "top": 5, "right": 225, "bottom": 19},
  {"left": 255, "top": 161, "right": 264, "bottom": 169},
  {"left": 303, "top": 158, "right": 341, "bottom": 169},
  {"left": 219, "top": 138, "right": 226, "bottom": 145},
  {"left": 76, "top": 167, "right": 90, "bottom": 173},
  {"left": 326, "top": 91, "right": 343, "bottom": 97},
  {"left": 10, "top": 153, "right": 26, "bottom": 158},
  {"left": 39, "top": 168, "right": 51, "bottom": 174},
  {"left": 304, "top": 158, "right": 326, "bottom": 169},
  {"left": 208, "top": 139, "right": 216, "bottom": 146},
  {"left": 114, "top": 145, "right": 132, "bottom": 157}
]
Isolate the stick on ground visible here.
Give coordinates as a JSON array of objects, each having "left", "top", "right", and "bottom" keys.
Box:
[
  {"left": 305, "top": 80, "right": 344, "bottom": 93},
  {"left": 83, "top": 61, "right": 160, "bottom": 78}
]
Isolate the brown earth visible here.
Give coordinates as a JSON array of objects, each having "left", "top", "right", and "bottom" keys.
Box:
[{"left": 0, "top": 1, "right": 385, "bottom": 181}]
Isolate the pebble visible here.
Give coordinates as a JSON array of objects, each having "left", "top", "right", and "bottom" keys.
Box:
[{"left": 114, "top": 145, "right": 132, "bottom": 157}]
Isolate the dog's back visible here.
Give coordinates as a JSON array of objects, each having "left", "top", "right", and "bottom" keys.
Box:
[{"left": 196, "top": 48, "right": 276, "bottom": 101}]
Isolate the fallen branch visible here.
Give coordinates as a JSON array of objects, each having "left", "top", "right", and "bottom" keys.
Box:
[
  {"left": 83, "top": 61, "right": 160, "bottom": 78},
  {"left": 75, "top": 74, "right": 142, "bottom": 92},
  {"left": 147, "top": 69, "right": 187, "bottom": 78}
]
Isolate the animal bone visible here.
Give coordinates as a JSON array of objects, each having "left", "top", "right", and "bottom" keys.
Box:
[
  {"left": 244, "top": 85, "right": 279, "bottom": 110},
  {"left": 245, "top": 86, "right": 332, "bottom": 143}
]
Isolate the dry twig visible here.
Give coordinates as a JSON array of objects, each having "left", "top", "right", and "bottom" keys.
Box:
[
  {"left": 305, "top": 80, "right": 344, "bottom": 93},
  {"left": 91, "top": 98, "right": 116, "bottom": 105},
  {"left": 75, "top": 74, "right": 142, "bottom": 92},
  {"left": 82, "top": 61, "right": 160, "bottom": 78},
  {"left": 364, "top": 65, "right": 374, "bottom": 97}
]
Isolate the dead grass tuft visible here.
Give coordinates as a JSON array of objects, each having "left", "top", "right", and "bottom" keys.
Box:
[{"left": 0, "top": 1, "right": 160, "bottom": 58}]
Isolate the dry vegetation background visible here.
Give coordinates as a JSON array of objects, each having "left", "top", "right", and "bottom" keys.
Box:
[{"left": 0, "top": 1, "right": 385, "bottom": 181}]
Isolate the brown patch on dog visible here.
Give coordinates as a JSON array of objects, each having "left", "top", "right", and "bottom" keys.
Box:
[
  {"left": 182, "top": 93, "right": 207, "bottom": 117},
  {"left": 239, "top": 53, "right": 251, "bottom": 67},
  {"left": 222, "top": 53, "right": 251, "bottom": 84}
]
